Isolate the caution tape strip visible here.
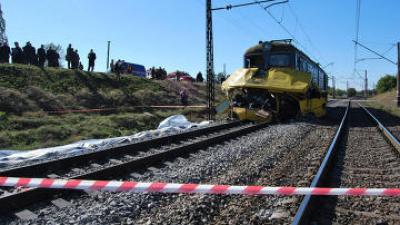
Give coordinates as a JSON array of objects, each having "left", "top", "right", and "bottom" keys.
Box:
[
  {"left": 46, "top": 105, "right": 208, "bottom": 114},
  {"left": 1, "top": 177, "right": 400, "bottom": 196}
]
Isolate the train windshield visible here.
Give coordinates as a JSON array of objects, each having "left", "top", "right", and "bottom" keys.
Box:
[
  {"left": 269, "top": 54, "right": 291, "bottom": 67},
  {"left": 244, "top": 54, "right": 265, "bottom": 69}
]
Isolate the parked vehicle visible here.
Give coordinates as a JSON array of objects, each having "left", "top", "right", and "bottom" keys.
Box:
[
  {"left": 119, "top": 61, "right": 147, "bottom": 77},
  {"left": 167, "top": 71, "right": 194, "bottom": 82}
]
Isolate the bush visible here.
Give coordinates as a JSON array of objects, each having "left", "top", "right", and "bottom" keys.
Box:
[
  {"left": 25, "top": 86, "right": 64, "bottom": 111},
  {"left": 376, "top": 75, "right": 396, "bottom": 94},
  {"left": 36, "top": 125, "right": 73, "bottom": 141},
  {"left": 132, "top": 89, "right": 166, "bottom": 105},
  {"left": 0, "top": 111, "right": 6, "bottom": 121},
  {"left": 110, "top": 115, "right": 138, "bottom": 129},
  {"left": 347, "top": 88, "right": 357, "bottom": 97},
  {"left": 75, "top": 88, "right": 108, "bottom": 108},
  {"left": 0, "top": 87, "right": 38, "bottom": 114},
  {"left": 101, "top": 89, "right": 128, "bottom": 107}
]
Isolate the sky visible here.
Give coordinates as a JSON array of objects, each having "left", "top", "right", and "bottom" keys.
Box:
[{"left": 2, "top": 0, "right": 399, "bottom": 90}]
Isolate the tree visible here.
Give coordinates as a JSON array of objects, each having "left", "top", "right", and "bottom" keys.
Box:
[
  {"left": 376, "top": 75, "right": 396, "bottom": 94},
  {"left": 336, "top": 89, "right": 346, "bottom": 97},
  {"left": 196, "top": 72, "right": 204, "bottom": 82},
  {"left": 150, "top": 67, "right": 167, "bottom": 80},
  {"left": 216, "top": 72, "right": 226, "bottom": 83},
  {"left": 0, "top": 3, "right": 7, "bottom": 44},
  {"left": 347, "top": 88, "right": 356, "bottom": 97}
]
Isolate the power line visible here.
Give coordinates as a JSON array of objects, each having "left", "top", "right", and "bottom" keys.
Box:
[
  {"left": 222, "top": 0, "right": 268, "bottom": 38},
  {"left": 353, "top": 40, "right": 397, "bottom": 65},
  {"left": 381, "top": 44, "right": 396, "bottom": 56},
  {"left": 353, "top": 0, "right": 361, "bottom": 75},
  {"left": 255, "top": 1, "right": 315, "bottom": 60},
  {"left": 212, "top": 0, "right": 276, "bottom": 11},
  {"left": 287, "top": 3, "right": 325, "bottom": 63}
]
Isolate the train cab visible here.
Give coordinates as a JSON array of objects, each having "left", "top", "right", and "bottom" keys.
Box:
[{"left": 222, "top": 40, "right": 328, "bottom": 122}]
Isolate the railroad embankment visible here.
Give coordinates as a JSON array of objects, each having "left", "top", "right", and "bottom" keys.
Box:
[
  {"left": 0, "top": 64, "right": 218, "bottom": 150},
  {"left": 365, "top": 90, "right": 400, "bottom": 116}
]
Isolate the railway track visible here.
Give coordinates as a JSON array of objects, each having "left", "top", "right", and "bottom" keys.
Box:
[
  {"left": 3, "top": 101, "right": 399, "bottom": 224},
  {"left": 293, "top": 101, "right": 400, "bottom": 225},
  {"left": 126, "top": 103, "right": 346, "bottom": 224},
  {"left": 362, "top": 105, "right": 400, "bottom": 142},
  {"left": 0, "top": 103, "right": 348, "bottom": 224},
  {"left": 0, "top": 120, "right": 269, "bottom": 218}
]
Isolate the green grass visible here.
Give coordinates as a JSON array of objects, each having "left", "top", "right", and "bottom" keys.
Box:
[
  {"left": 0, "top": 64, "right": 221, "bottom": 150},
  {"left": 0, "top": 108, "right": 208, "bottom": 150},
  {"left": 364, "top": 90, "right": 400, "bottom": 117}
]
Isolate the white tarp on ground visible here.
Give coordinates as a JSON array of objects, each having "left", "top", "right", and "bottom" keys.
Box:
[{"left": 0, "top": 115, "right": 210, "bottom": 167}]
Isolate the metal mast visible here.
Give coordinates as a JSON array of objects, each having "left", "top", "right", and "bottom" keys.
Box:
[
  {"left": 206, "top": 0, "right": 214, "bottom": 120},
  {"left": 0, "top": 3, "right": 7, "bottom": 44},
  {"left": 397, "top": 42, "right": 400, "bottom": 106}
]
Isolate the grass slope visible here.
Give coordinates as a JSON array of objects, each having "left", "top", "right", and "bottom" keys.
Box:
[
  {"left": 0, "top": 64, "right": 219, "bottom": 150},
  {"left": 365, "top": 90, "right": 400, "bottom": 116}
]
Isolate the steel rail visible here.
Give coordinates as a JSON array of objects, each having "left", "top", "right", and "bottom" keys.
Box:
[
  {"left": 292, "top": 102, "right": 400, "bottom": 225},
  {"left": 0, "top": 122, "right": 268, "bottom": 214},
  {"left": 291, "top": 100, "right": 351, "bottom": 225},
  {"left": 0, "top": 121, "right": 241, "bottom": 177},
  {"left": 358, "top": 103, "right": 400, "bottom": 153}
]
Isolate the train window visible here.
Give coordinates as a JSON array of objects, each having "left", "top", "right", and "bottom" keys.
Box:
[
  {"left": 244, "top": 54, "right": 265, "bottom": 69},
  {"left": 270, "top": 54, "right": 290, "bottom": 67}
]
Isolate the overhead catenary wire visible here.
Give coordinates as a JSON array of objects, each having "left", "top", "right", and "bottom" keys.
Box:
[
  {"left": 222, "top": 0, "right": 268, "bottom": 39},
  {"left": 202, "top": 0, "right": 320, "bottom": 64},
  {"left": 254, "top": 0, "right": 318, "bottom": 63},
  {"left": 287, "top": 3, "right": 326, "bottom": 64},
  {"left": 353, "top": 0, "right": 361, "bottom": 75}
]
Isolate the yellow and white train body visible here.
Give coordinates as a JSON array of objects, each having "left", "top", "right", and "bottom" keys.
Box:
[{"left": 222, "top": 40, "right": 328, "bottom": 122}]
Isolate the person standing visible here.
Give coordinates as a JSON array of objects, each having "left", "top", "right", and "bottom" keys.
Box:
[
  {"left": 46, "top": 46, "right": 56, "bottom": 67},
  {"left": 71, "top": 49, "right": 80, "bottom": 69},
  {"left": 87, "top": 49, "right": 96, "bottom": 72},
  {"left": 0, "top": 42, "right": 11, "bottom": 63},
  {"left": 11, "top": 42, "right": 24, "bottom": 64},
  {"left": 54, "top": 51, "right": 60, "bottom": 68},
  {"left": 110, "top": 59, "right": 114, "bottom": 72},
  {"left": 180, "top": 89, "right": 189, "bottom": 106},
  {"left": 23, "top": 42, "right": 36, "bottom": 65},
  {"left": 114, "top": 59, "right": 123, "bottom": 80},
  {"left": 37, "top": 45, "right": 46, "bottom": 68},
  {"left": 66, "top": 44, "right": 73, "bottom": 69}
]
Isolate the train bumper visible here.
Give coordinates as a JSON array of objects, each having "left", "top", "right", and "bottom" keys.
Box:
[{"left": 232, "top": 107, "right": 273, "bottom": 122}]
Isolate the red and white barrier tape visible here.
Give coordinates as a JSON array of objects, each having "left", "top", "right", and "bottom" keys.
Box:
[{"left": 1, "top": 177, "right": 400, "bottom": 196}]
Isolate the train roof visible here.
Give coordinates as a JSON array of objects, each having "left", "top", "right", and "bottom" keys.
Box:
[{"left": 244, "top": 40, "right": 327, "bottom": 74}]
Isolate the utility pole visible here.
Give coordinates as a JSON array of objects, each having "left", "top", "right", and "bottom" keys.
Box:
[
  {"left": 206, "top": 0, "right": 214, "bottom": 120},
  {"left": 106, "top": 41, "right": 111, "bottom": 71},
  {"left": 223, "top": 63, "right": 226, "bottom": 77},
  {"left": 346, "top": 80, "right": 349, "bottom": 97},
  {"left": 397, "top": 42, "right": 400, "bottom": 106},
  {"left": 364, "top": 70, "right": 368, "bottom": 98},
  {"left": 332, "top": 76, "right": 336, "bottom": 99}
]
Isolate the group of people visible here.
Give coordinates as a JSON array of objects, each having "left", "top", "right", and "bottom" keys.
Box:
[
  {"left": 0, "top": 42, "right": 97, "bottom": 72},
  {"left": 109, "top": 59, "right": 125, "bottom": 78},
  {"left": 0, "top": 42, "right": 60, "bottom": 67},
  {"left": 65, "top": 44, "right": 96, "bottom": 71}
]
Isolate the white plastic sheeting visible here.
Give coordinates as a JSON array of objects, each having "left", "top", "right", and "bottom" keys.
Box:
[{"left": 0, "top": 115, "right": 210, "bottom": 167}]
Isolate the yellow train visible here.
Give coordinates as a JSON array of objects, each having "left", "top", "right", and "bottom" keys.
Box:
[{"left": 221, "top": 39, "right": 328, "bottom": 122}]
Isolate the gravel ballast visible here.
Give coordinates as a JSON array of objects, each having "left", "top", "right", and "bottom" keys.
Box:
[{"left": 1, "top": 105, "right": 345, "bottom": 225}]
